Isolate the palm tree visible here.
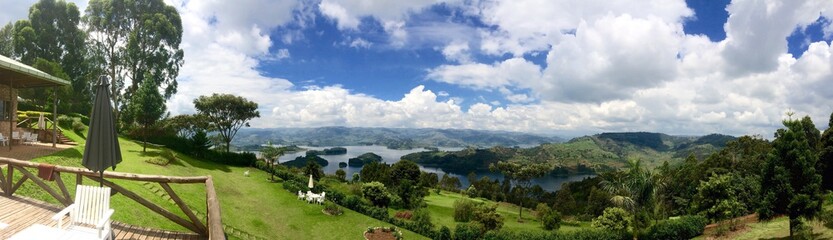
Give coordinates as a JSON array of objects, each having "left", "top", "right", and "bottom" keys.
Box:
[{"left": 601, "top": 159, "right": 664, "bottom": 240}]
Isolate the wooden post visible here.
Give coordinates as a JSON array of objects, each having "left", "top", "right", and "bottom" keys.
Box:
[
  {"left": 52, "top": 86, "right": 57, "bottom": 148},
  {"left": 5, "top": 164, "right": 11, "bottom": 196},
  {"left": 206, "top": 176, "right": 224, "bottom": 239},
  {"left": 7, "top": 79, "right": 12, "bottom": 151}
]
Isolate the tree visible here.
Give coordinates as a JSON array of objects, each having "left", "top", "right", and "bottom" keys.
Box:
[
  {"left": 14, "top": 0, "right": 91, "bottom": 113},
  {"left": 600, "top": 159, "right": 663, "bottom": 240},
  {"left": 260, "top": 143, "right": 285, "bottom": 182},
  {"left": 362, "top": 181, "right": 390, "bottom": 207},
  {"left": 440, "top": 173, "right": 461, "bottom": 191},
  {"left": 553, "top": 184, "right": 578, "bottom": 215},
  {"left": 758, "top": 114, "right": 824, "bottom": 237},
  {"left": 489, "top": 161, "right": 550, "bottom": 222},
  {"left": 360, "top": 161, "right": 390, "bottom": 184},
  {"left": 193, "top": 94, "right": 260, "bottom": 152},
  {"left": 335, "top": 169, "right": 346, "bottom": 182},
  {"left": 692, "top": 173, "right": 746, "bottom": 221},
  {"left": 302, "top": 160, "right": 323, "bottom": 181},
  {"left": 85, "top": 0, "right": 183, "bottom": 122},
  {"left": 129, "top": 77, "right": 165, "bottom": 152},
  {"left": 390, "top": 160, "right": 421, "bottom": 186},
  {"left": 819, "top": 112, "right": 833, "bottom": 191},
  {"left": 592, "top": 207, "right": 631, "bottom": 232},
  {"left": 0, "top": 23, "right": 13, "bottom": 56}
]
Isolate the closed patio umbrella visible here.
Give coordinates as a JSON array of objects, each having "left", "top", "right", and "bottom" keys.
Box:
[
  {"left": 82, "top": 76, "right": 122, "bottom": 186},
  {"left": 37, "top": 113, "right": 45, "bottom": 129},
  {"left": 308, "top": 174, "right": 314, "bottom": 189}
]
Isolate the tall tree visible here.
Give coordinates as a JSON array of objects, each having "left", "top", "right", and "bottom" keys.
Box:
[
  {"left": 84, "top": 0, "right": 183, "bottom": 124},
  {"left": 489, "top": 161, "right": 550, "bottom": 222},
  {"left": 0, "top": 23, "right": 14, "bottom": 56},
  {"left": 128, "top": 77, "right": 165, "bottom": 152},
  {"left": 13, "top": 0, "right": 90, "bottom": 113},
  {"left": 818, "top": 112, "right": 833, "bottom": 191},
  {"left": 193, "top": 94, "right": 259, "bottom": 152},
  {"left": 601, "top": 159, "right": 663, "bottom": 240},
  {"left": 758, "top": 114, "right": 824, "bottom": 237}
]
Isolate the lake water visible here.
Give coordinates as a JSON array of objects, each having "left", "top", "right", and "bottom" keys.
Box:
[{"left": 272, "top": 145, "right": 595, "bottom": 192}]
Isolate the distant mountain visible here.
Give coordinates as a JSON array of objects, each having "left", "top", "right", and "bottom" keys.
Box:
[
  {"left": 402, "top": 132, "right": 736, "bottom": 175},
  {"left": 233, "top": 127, "right": 562, "bottom": 149}
]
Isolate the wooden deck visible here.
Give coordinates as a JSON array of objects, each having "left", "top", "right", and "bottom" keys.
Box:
[{"left": 0, "top": 195, "right": 204, "bottom": 240}]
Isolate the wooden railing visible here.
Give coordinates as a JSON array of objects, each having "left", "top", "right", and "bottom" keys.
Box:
[{"left": 0, "top": 157, "right": 225, "bottom": 239}]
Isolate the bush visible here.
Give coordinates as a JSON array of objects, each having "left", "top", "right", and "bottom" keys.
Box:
[
  {"left": 483, "top": 228, "right": 629, "bottom": 240},
  {"left": 643, "top": 215, "right": 708, "bottom": 240},
  {"left": 57, "top": 115, "right": 73, "bottom": 129},
  {"left": 72, "top": 120, "right": 85, "bottom": 132},
  {"left": 202, "top": 151, "right": 257, "bottom": 166},
  {"left": 362, "top": 182, "right": 391, "bottom": 207},
  {"left": 473, "top": 204, "right": 504, "bottom": 232},
  {"left": 342, "top": 195, "right": 364, "bottom": 210},
  {"left": 535, "top": 203, "right": 551, "bottom": 220},
  {"left": 160, "top": 149, "right": 177, "bottom": 162},
  {"left": 436, "top": 226, "right": 452, "bottom": 240},
  {"left": 592, "top": 207, "right": 631, "bottom": 232},
  {"left": 412, "top": 208, "right": 434, "bottom": 230},
  {"left": 282, "top": 179, "right": 305, "bottom": 193},
  {"left": 454, "top": 222, "right": 484, "bottom": 240},
  {"left": 541, "top": 210, "right": 561, "bottom": 230},
  {"left": 323, "top": 202, "right": 343, "bottom": 216},
  {"left": 454, "top": 199, "right": 478, "bottom": 222},
  {"left": 144, "top": 157, "right": 170, "bottom": 166}
]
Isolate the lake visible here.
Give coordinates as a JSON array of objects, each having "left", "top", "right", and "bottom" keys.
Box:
[{"left": 273, "top": 145, "right": 595, "bottom": 192}]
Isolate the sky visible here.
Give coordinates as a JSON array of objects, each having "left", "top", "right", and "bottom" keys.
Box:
[{"left": 2, "top": 0, "right": 833, "bottom": 138}]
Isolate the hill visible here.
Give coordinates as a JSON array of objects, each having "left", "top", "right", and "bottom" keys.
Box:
[
  {"left": 403, "top": 132, "right": 736, "bottom": 174},
  {"left": 233, "top": 127, "right": 561, "bottom": 149}
]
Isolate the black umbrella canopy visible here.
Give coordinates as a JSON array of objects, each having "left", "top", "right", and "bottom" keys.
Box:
[{"left": 82, "top": 76, "right": 123, "bottom": 175}]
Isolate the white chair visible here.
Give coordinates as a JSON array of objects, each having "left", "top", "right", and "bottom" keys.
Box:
[
  {"left": 297, "top": 191, "right": 306, "bottom": 200},
  {"left": 0, "top": 133, "right": 8, "bottom": 146},
  {"left": 53, "top": 185, "right": 114, "bottom": 240},
  {"left": 11, "top": 131, "right": 20, "bottom": 144},
  {"left": 317, "top": 192, "right": 326, "bottom": 204},
  {"left": 19, "top": 132, "right": 29, "bottom": 145},
  {"left": 26, "top": 133, "right": 38, "bottom": 145}
]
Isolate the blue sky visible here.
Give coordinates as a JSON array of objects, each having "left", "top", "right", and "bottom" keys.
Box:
[{"left": 2, "top": 0, "right": 833, "bottom": 137}]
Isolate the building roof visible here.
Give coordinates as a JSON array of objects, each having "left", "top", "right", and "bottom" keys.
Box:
[{"left": 0, "top": 54, "right": 71, "bottom": 88}]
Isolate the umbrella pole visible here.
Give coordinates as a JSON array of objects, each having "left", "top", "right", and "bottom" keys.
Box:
[{"left": 100, "top": 171, "right": 104, "bottom": 187}]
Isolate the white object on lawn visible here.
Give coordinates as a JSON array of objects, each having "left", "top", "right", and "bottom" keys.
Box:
[
  {"left": 317, "top": 192, "right": 326, "bottom": 204},
  {"left": 52, "top": 185, "right": 114, "bottom": 240},
  {"left": 243, "top": 170, "right": 250, "bottom": 177},
  {"left": 298, "top": 191, "right": 306, "bottom": 200}
]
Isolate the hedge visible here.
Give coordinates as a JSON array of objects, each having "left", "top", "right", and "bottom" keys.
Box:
[
  {"left": 643, "top": 215, "right": 708, "bottom": 240},
  {"left": 483, "top": 228, "right": 629, "bottom": 240}
]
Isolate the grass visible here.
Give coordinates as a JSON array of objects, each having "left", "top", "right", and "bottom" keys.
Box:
[
  {"left": 421, "top": 190, "right": 590, "bottom": 233},
  {"left": 12, "top": 128, "right": 428, "bottom": 240},
  {"left": 693, "top": 216, "right": 833, "bottom": 240}
]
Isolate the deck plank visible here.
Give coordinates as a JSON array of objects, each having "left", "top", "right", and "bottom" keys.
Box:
[{"left": 0, "top": 195, "right": 204, "bottom": 240}]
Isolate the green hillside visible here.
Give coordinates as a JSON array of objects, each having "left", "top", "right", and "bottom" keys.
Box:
[{"left": 403, "top": 132, "right": 736, "bottom": 174}]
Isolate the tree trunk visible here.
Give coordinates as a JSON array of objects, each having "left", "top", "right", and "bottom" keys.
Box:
[
  {"left": 142, "top": 125, "right": 147, "bottom": 152},
  {"left": 225, "top": 140, "right": 230, "bottom": 153}
]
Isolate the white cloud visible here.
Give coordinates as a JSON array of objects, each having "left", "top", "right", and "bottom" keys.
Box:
[
  {"left": 441, "top": 41, "right": 471, "bottom": 63},
  {"left": 349, "top": 38, "right": 372, "bottom": 48}
]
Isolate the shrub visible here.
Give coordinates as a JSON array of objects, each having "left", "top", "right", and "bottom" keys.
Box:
[
  {"left": 160, "top": 149, "right": 177, "bottom": 162},
  {"left": 362, "top": 182, "right": 391, "bottom": 207},
  {"left": 282, "top": 179, "right": 305, "bottom": 193},
  {"left": 144, "top": 157, "right": 170, "bottom": 166},
  {"left": 483, "top": 228, "right": 629, "bottom": 240},
  {"left": 202, "top": 151, "right": 257, "bottom": 166},
  {"left": 436, "top": 226, "right": 452, "bottom": 240},
  {"left": 535, "top": 203, "right": 551, "bottom": 220},
  {"left": 643, "top": 215, "right": 708, "bottom": 240},
  {"left": 323, "top": 202, "right": 343, "bottom": 216},
  {"left": 342, "top": 195, "right": 364, "bottom": 210},
  {"left": 412, "top": 208, "right": 434, "bottom": 230},
  {"left": 394, "top": 211, "right": 413, "bottom": 220},
  {"left": 473, "top": 204, "right": 504, "bottom": 232},
  {"left": 592, "top": 207, "right": 631, "bottom": 232},
  {"left": 541, "top": 210, "right": 561, "bottom": 230},
  {"left": 57, "top": 115, "right": 73, "bottom": 129},
  {"left": 454, "top": 199, "right": 478, "bottom": 222},
  {"left": 454, "top": 222, "right": 484, "bottom": 240},
  {"left": 72, "top": 120, "right": 85, "bottom": 132}
]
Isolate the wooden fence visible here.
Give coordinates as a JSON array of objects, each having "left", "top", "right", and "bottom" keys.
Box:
[{"left": 0, "top": 157, "right": 225, "bottom": 239}]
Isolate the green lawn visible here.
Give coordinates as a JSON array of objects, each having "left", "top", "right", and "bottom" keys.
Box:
[
  {"left": 11, "top": 129, "right": 427, "bottom": 240},
  {"left": 693, "top": 216, "right": 833, "bottom": 240},
  {"left": 421, "top": 190, "right": 591, "bottom": 233}
]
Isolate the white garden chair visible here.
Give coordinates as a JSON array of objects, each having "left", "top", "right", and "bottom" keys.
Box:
[
  {"left": 0, "top": 133, "right": 8, "bottom": 146},
  {"left": 297, "top": 191, "right": 306, "bottom": 200},
  {"left": 52, "top": 185, "right": 114, "bottom": 240},
  {"left": 11, "top": 131, "right": 20, "bottom": 144},
  {"left": 20, "top": 132, "right": 30, "bottom": 145},
  {"left": 317, "top": 192, "right": 326, "bottom": 204},
  {"left": 26, "top": 133, "right": 38, "bottom": 145}
]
